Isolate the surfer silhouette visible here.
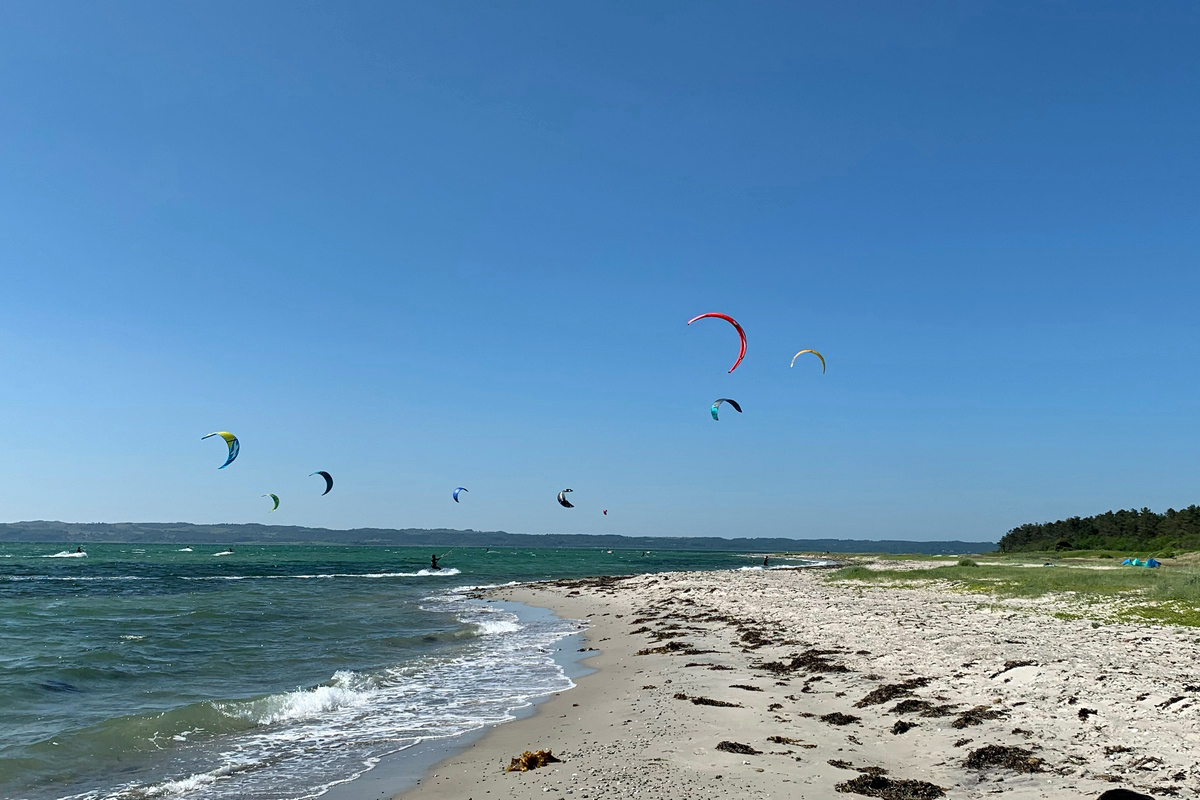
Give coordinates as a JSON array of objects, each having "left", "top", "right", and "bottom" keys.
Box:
[{"left": 430, "top": 554, "right": 440, "bottom": 571}]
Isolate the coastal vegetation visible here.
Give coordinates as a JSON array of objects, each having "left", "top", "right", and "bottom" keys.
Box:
[
  {"left": 998, "top": 505, "right": 1200, "bottom": 554},
  {"left": 828, "top": 561, "right": 1200, "bottom": 626}
]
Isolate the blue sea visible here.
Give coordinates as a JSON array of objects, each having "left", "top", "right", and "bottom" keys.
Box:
[{"left": 0, "top": 543, "right": 801, "bottom": 800}]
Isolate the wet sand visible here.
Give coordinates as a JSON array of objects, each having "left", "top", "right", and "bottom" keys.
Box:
[{"left": 394, "top": 567, "right": 1200, "bottom": 799}]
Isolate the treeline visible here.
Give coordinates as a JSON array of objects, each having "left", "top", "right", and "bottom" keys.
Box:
[{"left": 998, "top": 506, "right": 1200, "bottom": 553}]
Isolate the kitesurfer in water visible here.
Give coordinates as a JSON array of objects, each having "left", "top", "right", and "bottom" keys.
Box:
[
  {"left": 763, "top": 555, "right": 769, "bottom": 567},
  {"left": 76, "top": 546, "right": 83, "bottom": 553},
  {"left": 430, "top": 554, "right": 441, "bottom": 571}
]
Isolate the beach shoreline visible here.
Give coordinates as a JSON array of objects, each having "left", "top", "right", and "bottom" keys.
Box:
[
  {"left": 318, "top": 599, "right": 596, "bottom": 800},
  {"left": 387, "top": 566, "right": 1198, "bottom": 800}
]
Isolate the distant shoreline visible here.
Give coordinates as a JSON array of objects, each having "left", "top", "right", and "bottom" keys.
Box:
[{"left": 0, "top": 522, "right": 994, "bottom": 555}]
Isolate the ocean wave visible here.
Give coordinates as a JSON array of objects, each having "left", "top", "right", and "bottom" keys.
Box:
[
  {"left": 44, "top": 551, "right": 88, "bottom": 558},
  {"left": 473, "top": 618, "right": 521, "bottom": 635},
  {"left": 23, "top": 593, "right": 579, "bottom": 800},
  {"left": 449, "top": 580, "right": 521, "bottom": 592},
  {"left": 217, "top": 672, "right": 375, "bottom": 726},
  {"left": 180, "top": 568, "right": 462, "bottom": 582},
  {"left": 1, "top": 575, "right": 146, "bottom": 582}
]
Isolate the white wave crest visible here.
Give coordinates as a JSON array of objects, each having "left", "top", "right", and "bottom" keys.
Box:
[
  {"left": 219, "top": 675, "right": 374, "bottom": 726},
  {"left": 474, "top": 618, "right": 521, "bottom": 635}
]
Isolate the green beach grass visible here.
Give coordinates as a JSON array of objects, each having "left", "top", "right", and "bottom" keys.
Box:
[{"left": 825, "top": 560, "right": 1200, "bottom": 627}]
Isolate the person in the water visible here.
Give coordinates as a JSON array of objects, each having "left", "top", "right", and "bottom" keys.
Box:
[
  {"left": 430, "top": 554, "right": 440, "bottom": 570},
  {"left": 76, "top": 546, "right": 83, "bottom": 553},
  {"left": 763, "top": 555, "right": 769, "bottom": 567}
]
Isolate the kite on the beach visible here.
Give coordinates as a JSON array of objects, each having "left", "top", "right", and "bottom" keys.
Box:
[
  {"left": 310, "top": 471, "right": 333, "bottom": 495},
  {"left": 453, "top": 487, "right": 468, "bottom": 503},
  {"left": 557, "top": 489, "right": 575, "bottom": 508},
  {"left": 262, "top": 493, "right": 280, "bottom": 512},
  {"left": 202, "top": 432, "right": 239, "bottom": 469},
  {"left": 710, "top": 398, "right": 743, "bottom": 421},
  {"left": 687, "top": 313, "right": 747, "bottom": 373},
  {"left": 790, "top": 350, "right": 826, "bottom": 373}
]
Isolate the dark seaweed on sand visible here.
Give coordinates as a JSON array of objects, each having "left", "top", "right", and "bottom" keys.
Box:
[
  {"left": 739, "top": 629, "right": 774, "bottom": 649},
  {"left": 829, "top": 760, "right": 888, "bottom": 776},
  {"left": 729, "top": 684, "right": 763, "bottom": 691},
  {"left": 951, "top": 705, "right": 1007, "bottom": 729},
  {"left": 820, "top": 712, "right": 861, "bottom": 726},
  {"left": 855, "top": 678, "right": 931, "bottom": 708},
  {"left": 768, "top": 735, "right": 816, "bottom": 748},
  {"left": 636, "top": 641, "right": 716, "bottom": 656},
  {"left": 716, "top": 741, "right": 761, "bottom": 755},
  {"left": 673, "top": 692, "right": 742, "bottom": 708},
  {"left": 758, "top": 649, "right": 851, "bottom": 675},
  {"left": 889, "top": 699, "right": 956, "bottom": 717},
  {"left": 989, "top": 660, "right": 1037, "bottom": 679},
  {"left": 891, "top": 720, "right": 917, "bottom": 735},
  {"left": 834, "top": 775, "right": 945, "bottom": 799},
  {"left": 963, "top": 744, "right": 1045, "bottom": 773}
]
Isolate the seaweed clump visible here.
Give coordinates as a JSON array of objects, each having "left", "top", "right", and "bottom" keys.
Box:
[
  {"left": 855, "top": 678, "right": 931, "bottom": 708},
  {"left": 673, "top": 692, "right": 742, "bottom": 708},
  {"left": 951, "top": 705, "right": 1007, "bottom": 729},
  {"left": 636, "top": 640, "right": 716, "bottom": 656},
  {"left": 889, "top": 699, "right": 956, "bottom": 717},
  {"left": 759, "top": 649, "right": 851, "bottom": 675},
  {"left": 829, "top": 760, "right": 888, "bottom": 776},
  {"left": 506, "top": 750, "right": 562, "bottom": 772},
  {"left": 716, "top": 741, "right": 761, "bottom": 755},
  {"left": 891, "top": 720, "right": 917, "bottom": 735},
  {"left": 963, "top": 744, "right": 1045, "bottom": 773},
  {"left": 834, "top": 775, "right": 945, "bottom": 799},
  {"left": 768, "top": 735, "right": 816, "bottom": 748},
  {"left": 820, "top": 712, "right": 861, "bottom": 726}
]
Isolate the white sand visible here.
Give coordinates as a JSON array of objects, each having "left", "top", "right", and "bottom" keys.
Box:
[{"left": 394, "top": 568, "right": 1199, "bottom": 799}]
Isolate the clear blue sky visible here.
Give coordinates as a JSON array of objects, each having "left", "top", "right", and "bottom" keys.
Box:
[{"left": 1, "top": 2, "right": 1197, "bottom": 542}]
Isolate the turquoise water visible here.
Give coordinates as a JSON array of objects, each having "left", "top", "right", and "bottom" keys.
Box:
[{"left": 0, "top": 543, "right": 793, "bottom": 800}]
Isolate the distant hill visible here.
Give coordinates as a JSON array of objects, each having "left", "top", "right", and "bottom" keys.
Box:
[
  {"left": 998, "top": 505, "right": 1200, "bottom": 553},
  {"left": 0, "top": 520, "right": 993, "bottom": 555}
]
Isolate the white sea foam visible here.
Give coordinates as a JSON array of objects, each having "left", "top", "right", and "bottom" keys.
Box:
[
  {"left": 45, "top": 551, "right": 87, "bottom": 558},
  {"left": 449, "top": 580, "right": 521, "bottom": 592},
  {"left": 181, "top": 569, "right": 463, "bottom": 581},
  {"left": 2, "top": 575, "right": 145, "bottom": 582},
  {"left": 222, "top": 682, "right": 372, "bottom": 726},
  {"left": 474, "top": 618, "right": 521, "bottom": 635}
]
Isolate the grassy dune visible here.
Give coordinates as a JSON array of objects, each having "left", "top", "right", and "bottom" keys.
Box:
[{"left": 826, "top": 559, "right": 1200, "bottom": 627}]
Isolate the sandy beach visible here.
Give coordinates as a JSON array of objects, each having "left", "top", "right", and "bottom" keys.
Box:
[{"left": 395, "top": 565, "right": 1199, "bottom": 800}]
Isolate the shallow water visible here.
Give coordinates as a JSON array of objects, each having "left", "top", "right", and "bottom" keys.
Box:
[{"left": 0, "top": 543, "right": 802, "bottom": 800}]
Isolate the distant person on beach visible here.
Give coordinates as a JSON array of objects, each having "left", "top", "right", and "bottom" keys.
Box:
[{"left": 430, "top": 554, "right": 440, "bottom": 570}]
